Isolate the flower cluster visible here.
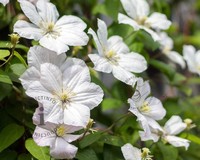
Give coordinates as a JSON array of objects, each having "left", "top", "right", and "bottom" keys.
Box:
[{"left": 1, "top": 0, "right": 197, "bottom": 159}]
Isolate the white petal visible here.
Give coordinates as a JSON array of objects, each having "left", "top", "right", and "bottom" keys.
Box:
[
  {"left": 40, "top": 63, "right": 62, "bottom": 94},
  {"left": 63, "top": 134, "right": 82, "bottom": 143},
  {"left": 164, "top": 115, "right": 187, "bottom": 135},
  {"left": 62, "top": 64, "right": 90, "bottom": 90},
  {"left": 39, "top": 34, "right": 69, "bottom": 54},
  {"left": 26, "top": 81, "right": 54, "bottom": 103},
  {"left": 71, "top": 82, "right": 104, "bottom": 109},
  {"left": 33, "top": 126, "right": 55, "bottom": 147},
  {"left": 18, "top": 0, "right": 42, "bottom": 26},
  {"left": 146, "top": 12, "right": 171, "bottom": 30},
  {"left": 14, "top": 20, "right": 43, "bottom": 40},
  {"left": 165, "top": 135, "right": 190, "bottom": 150},
  {"left": 88, "top": 28, "right": 104, "bottom": 56},
  {"left": 183, "top": 45, "right": 197, "bottom": 73},
  {"left": 142, "top": 27, "right": 160, "bottom": 41},
  {"left": 121, "top": 143, "right": 141, "bottom": 160},
  {"left": 0, "top": 0, "right": 9, "bottom": 6},
  {"left": 28, "top": 45, "right": 66, "bottom": 68},
  {"left": 118, "top": 13, "right": 140, "bottom": 31},
  {"left": 144, "top": 97, "right": 166, "bottom": 120},
  {"left": 159, "top": 32, "right": 174, "bottom": 50},
  {"left": 19, "top": 67, "right": 40, "bottom": 90},
  {"left": 167, "top": 51, "right": 186, "bottom": 69},
  {"left": 88, "top": 54, "right": 112, "bottom": 73},
  {"left": 50, "top": 137, "right": 78, "bottom": 159},
  {"left": 56, "top": 15, "right": 89, "bottom": 46},
  {"left": 107, "top": 36, "right": 129, "bottom": 54},
  {"left": 139, "top": 131, "right": 160, "bottom": 142},
  {"left": 64, "top": 103, "right": 90, "bottom": 127},
  {"left": 112, "top": 65, "right": 137, "bottom": 85},
  {"left": 132, "top": 78, "right": 150, "bottom": 104},
  {"left": 36, "top": 0, "right": 59, "bottom": 23},
  {"left": 118, "top": 52, "right": 147, "bottom": 73},
  {"left": 120, "top": 0, "right": 149, "bottom": 19},
  {"left": 97, "top": 19, "right": 108, "bottom": 49}
]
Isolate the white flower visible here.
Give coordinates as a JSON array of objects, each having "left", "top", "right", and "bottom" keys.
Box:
[
  {"left": 14, "top": 0, "right": 89, "bottom": 54},
  {"left": 128, "top": 78, "right": 166, "bottom": 139},
  {"left": 121, "top": 143, "right": 153, "bottom": 160},
  {"left": 140, "top": 115, "right": 190, "bottom": 150},
  {"left": 118, "top": 0, "right": 171, "bottom": 41},
  {"left": 33, "top": 122, "right": 83, "bottom": 159},
  {"left": 159, "top": 32, "right": 185, "bottom": 68},
  {"left": 0, "top": 0, "right": 9, "bottom": 6},
  {"left": 21, "top": 57, "right": 103, "bottom": 127},
  {"left": 183, "top": 45, "right": 200, "bottom": 76},
  {"left": 88, "top": 19, "right": 147, "bottom": 85}
]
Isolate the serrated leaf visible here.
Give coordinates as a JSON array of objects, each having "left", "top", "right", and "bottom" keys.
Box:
[
  {"left": 76, "top": 148, "right": 98, "bottom": 160},
  {"left": 0, "top": 49, "right": 10, "bottom": 60},
  {"left": 25, "top": 138, "right": 50, "bottom": 160},
  {"left": 79, "top": 132, "right": 103, "bottom": 149},
  {"left": 102, "top": 98, "right": 123, "bottom": 111},
  {"left": 0, "top": 124, "right": 25, "bottom": 152}
]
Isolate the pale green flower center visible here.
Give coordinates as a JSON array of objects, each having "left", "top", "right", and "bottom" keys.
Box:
[
  {"left": 59, "top": 90, "right": 76, "bottom": 106},
  {"left": 105, "top": 50, "right": 119, "bottom": 65},
  {"left": 163, "top": 46, "right": 171, "bottom": 55},
  {"left": 141, "top": 148, "right": 153, "bottom": 160},
  {"left": 46, "top": 23, "right": 55, "bottom": 33},
  {"left": 136, "top": 16, "right": 150, "bottom": 27},
  {"left": 56, "top": 125, "right": 66, "bottom": 137},
  {"left": 40, "top": 21, "right": 60, "bottom": 38},
  {"left": 140, "top": 101, "right": 150, "bottom": 112}
]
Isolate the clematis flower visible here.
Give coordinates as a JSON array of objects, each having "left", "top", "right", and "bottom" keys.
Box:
[
  {"left": 128, "top": 78, "right": 166, "bottom": 139},
  {"left": 14, "top": 0, "right": 89, "bottom": 54},
  {"left": 121, "top": 143, "right": 153, "bottom": 160},
  {"left": 183, "top": 45, "right": 200, "bottom": 76},
  {"left": 21, "top": 58, "right": 103, "bottom": 127},
  {"left": 33, "top": 122, "right": 83, "bottom": 159},
  {"left": 118, "top": 0, "right": 171, "bottom": 41},
  {"left": 88, "top": 19, "right": 147, "bottom": 85},
  {"left": 140, "top": 115, "right": 190, "bottom": 150},
  {"left": 159, "top": 32, "right": 185, "bottom": 68}
]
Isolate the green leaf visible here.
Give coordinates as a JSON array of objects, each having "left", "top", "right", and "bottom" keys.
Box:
[
  {"left": 149, "top": 59, "right": 176, "bottom": 80},
  {"left": 79, "top": 132, "right": 103, "bottom": 149},
  {"left": 0, "top": 124, "right": 25, "bottom": 152},
  {"left": 25, "top": 138, "right": 50, "bottom": 160},
  {"left": 76, "top": 148, "right": 98, "bottom": 160},
  {"left": 0, "top": 50, "right": 10, "bottom": 60},
  {"left": 100, "top": 135, "right": 124, "bottom": 147},
  {"left": 9, "top": 63, "right": 26, "bottom": 76},
  {"left": 101, "top": 98, "right": 123, "bottom": 111},
  {"left": 0, "top": 41, "right": 28, "bottom": 52},
  {"left": 14, "top": 51, "right": 27, "bottom": 68},
  {"left": 17, "top": 153, "right": 33, "bottom": 160},
  {"left": 181, "top": 133, "right": 200, "bottom": 145},
  {"left": 157, "top": 142, "right": 178, "bottom": 160},
  {"left": 0, "top": 69, "right": 12, "bottom": 84}
]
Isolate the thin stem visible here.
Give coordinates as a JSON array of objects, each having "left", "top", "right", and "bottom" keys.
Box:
[{"left": 0, "top": 44, "right": 16, "bottom": 67}]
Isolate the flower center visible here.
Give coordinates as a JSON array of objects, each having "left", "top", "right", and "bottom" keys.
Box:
[
  {"left": 46, "top": 23, "right": 55, "bottom": 33},
  {"left": 40, "top": 21, "right": 60, "bottom": 39},
  {"left": 105, "top": 50, "right": 119, "bottom": 65},
  {"left": 56, "top": 125, "right": 66, "bottom": 137},
  {"left": 140, "top": 101, "right": 150, "bottom": 112},
  {"left": 141, "top": 148, "right": 153, "bottom": 160}
]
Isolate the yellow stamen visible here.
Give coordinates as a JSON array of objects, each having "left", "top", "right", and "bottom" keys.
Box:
[
  {"left": 141, "top": 148, "right": 153, "bottom": 160},
  {"left": 56, "top": 125, "right": 66, "bottom": 137},
  {"left": 140, "top": 101, "right": 150, "bottom": 112}
]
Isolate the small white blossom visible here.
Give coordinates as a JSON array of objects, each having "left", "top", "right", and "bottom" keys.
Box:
[
  {"left": 33, "top": 122, "right": 83, "bottom": 159},
  {"left": 88, "top": 19, "right": 147, "bottom": 85},
  {"left": 159, "top": 32, "right": 185, "bottom": 68},
  {"left": 183, "top": 45, "right": 200, "bottom": 76},
  {"left": 140, "top": 115, "right": 190, "bottom": 150},
  {"left": 14, "top": 0, "right": 89, "bottom": 54},
  {"left": 21, "top": 55, "right": 103, "bottom": 127},
  {"left": 128, "top": 78, "right": 166, "bottom": 139},
  {"left": 118, "top": 0, "right": 171, "bottom": 41},
  {"left": 121, "top": 143, "right": 153, "bottom": 160}
]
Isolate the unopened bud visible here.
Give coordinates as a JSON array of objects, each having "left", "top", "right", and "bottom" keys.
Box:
[
  {"left": 9, "top": 33, "right": 20, "bottom": 47},
  {"left": 184, "top": 118, "right": 196, "bottom": 130}
]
